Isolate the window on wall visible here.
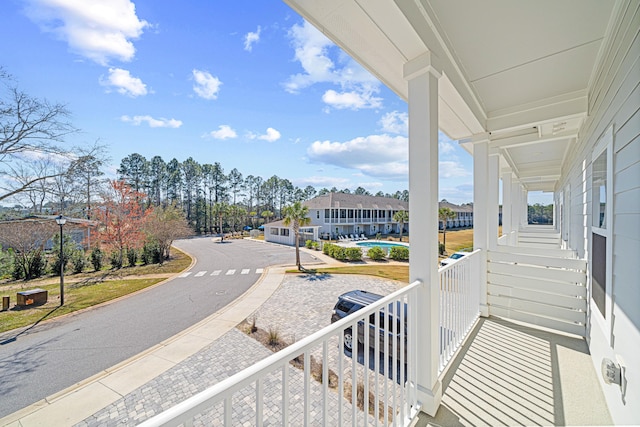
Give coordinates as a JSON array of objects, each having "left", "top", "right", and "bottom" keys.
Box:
[
  {"left": 592, "top": 151, "right": 607, "bottom": 229},
  {"left": 270, "top": 228, "right": 278, "bottom": 235},
  {"left": 591, "top": 126, "right": 612, "bottom": 321},
  {"left": 281, "top": 228, "right": 290, "bottom": 236}
]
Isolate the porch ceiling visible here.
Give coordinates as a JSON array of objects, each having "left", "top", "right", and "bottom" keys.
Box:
[{"left": 284, "top": 0, "right": 618, "bottom": 191}]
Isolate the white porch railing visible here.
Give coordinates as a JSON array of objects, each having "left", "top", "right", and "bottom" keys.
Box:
[
  {"left": 140, "top": 282, "right": 422, "bottom": 427},
  {"left": 438, "top": 249, "right": 482, "bottom": 374},
  {"left": 139, "top": 252, "right": 483, "bottom": 426}
]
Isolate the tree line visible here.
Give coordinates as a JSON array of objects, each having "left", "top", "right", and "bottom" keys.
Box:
[{"left": 114, "top": 153, "right": 409, "bottom": 234}]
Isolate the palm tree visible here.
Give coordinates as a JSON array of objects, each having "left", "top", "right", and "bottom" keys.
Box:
[
  {"left": 439, "top": 207, "right": 456, "bottom": 250},
  {"left": 261, "top": 210, "right": 274, "bottom": 224},
  {"left": 393, "top": 210, "right": 409, "bottom": 242},
  {"left": 282, "top": 201, "right": 311, "bottom": 271}
]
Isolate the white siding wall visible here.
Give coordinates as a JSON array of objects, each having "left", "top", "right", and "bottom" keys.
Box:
[
  {"left": 558, "top": 2, "right": 640, "bottom": 423},
  {"left": 264, "top": 227, "right": 295, "bottom": 246}
]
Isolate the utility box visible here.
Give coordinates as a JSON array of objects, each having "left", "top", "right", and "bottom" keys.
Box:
[{"left": 16, "top": 289, "right": 48, "bottom": 307}]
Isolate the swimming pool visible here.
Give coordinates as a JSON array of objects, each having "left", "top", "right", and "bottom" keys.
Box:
[{"left": 356, "top": 241, "right": 408, "bottom": 249}]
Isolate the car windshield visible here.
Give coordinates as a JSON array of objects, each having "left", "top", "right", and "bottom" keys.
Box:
[{"left": 450, "top": 253, "right": 465, "bottom": 259}]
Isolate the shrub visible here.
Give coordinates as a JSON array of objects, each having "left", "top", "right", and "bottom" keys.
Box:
[
  {"left": 305, "top": 239, "right": 313, "bottom": 249},
  {"left": 13, "top": 249, "right": 47, "bottom": 280},
  {"left": 142, "top": 242, "right": 163, "bottom": 265},
  {"left": 71, "top": 250, "right": 87, "bottom": 274},
  {"left": 389, "top": 246, "right": 409, "bottom": 261},
  {"left": 330, "top": 245, "right": 347, "bottom": 261},
  {"left": 0, "top": 246, "right": 13, "bottom": 279},
  {"left": 322, "top": 242, "right": 334, "bottom": 255},
  {"left": 51, "top": 233, "right": 74, "bottom": 275},
  {"left": 311, "top": 241, "right": 319, "bottom": 250},
  {"left": 345, "top": 247, "right": 363, "bottom": 261},
  {"left": 268, "top": 326, "right": 280, "bottom": 346},
  {"left": 126, "top": 247, "right": 138, "bottom": 267},
  {"left": 367, "top": 246, "right": 385, "bottom": 261},
  {"left": 90, "top": 247, "right": 103, "bottom": 271},
  {"left": 110, "top": 251, "right": 123, "bottom": 269}
]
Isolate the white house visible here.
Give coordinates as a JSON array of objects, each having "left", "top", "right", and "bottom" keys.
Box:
[
  {"left": 145, "top": 1, "right": 639, "bottom": 425},
  {"left": 262, "top": 219, "right": 320, "bottom": 246},
  {"left": 438, "top": 200, "right": 473, "bottom": 229},
  {"left": 303, "top": 192, "right": 409, "bottom": 238}
]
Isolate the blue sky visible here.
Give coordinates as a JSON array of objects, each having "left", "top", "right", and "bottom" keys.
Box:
[{"left": 1, "top": 0, "right": 478, "bottom": 204}]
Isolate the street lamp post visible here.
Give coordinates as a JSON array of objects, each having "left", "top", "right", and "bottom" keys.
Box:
[{"left": 55, "top": 215, "right": 67, "bottom": 306}]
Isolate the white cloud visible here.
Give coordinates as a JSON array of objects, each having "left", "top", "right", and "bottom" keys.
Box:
[
  {"left": 379, "top": 111, "right": 408, "bottom": 135},
  {"left": 248, "top": 127, "right": 281, "bottom": 142},
  {"left": 207, "top": 125, "right": 237, "bottom": 140},
  {"left": 284, "top": 20, "right": 382, "bottom": 111},
  {"left": 307, "top": 133, "right": 472, "bottom": 182},
  {"left": 100, "top": 68, "right": 148, "bottom": 97},
  {"left": 307, "top": 134, "right": 408, "bottom": 180},
  {"left": 121, "top": 115, "right": 182, "bottom": 128},
  {"left": 258, "top": 127, "right": 281, "bottom": 142},
  {"left": 192, "top": 69, "right": 222, "bottom": 100},
  {"left": 244, "top": 26, "right": 261, "bottom": 51},
  {"left": 24, "top": 0, "right": 149, "bottom": 65},
  {"left": 322, "top": 89, "right": 382, "bottom": 110},
  {"left": 439, "top": 160, "right": 471, "bottom": 178}
]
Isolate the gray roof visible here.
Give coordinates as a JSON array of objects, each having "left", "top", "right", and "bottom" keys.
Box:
[
  {"left": 439, "top": 201, "right": 473, "bottom": 213},
  {"left": 303, "top": 193, "right": 408, "bottom": 210}
]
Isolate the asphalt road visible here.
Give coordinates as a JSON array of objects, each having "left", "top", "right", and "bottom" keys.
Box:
[{"left": 0, "top": 237, "right": 317, "bottom": 418}]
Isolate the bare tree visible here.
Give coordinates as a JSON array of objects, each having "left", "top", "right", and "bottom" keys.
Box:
[
  {"left": 0, "top": 68, "right": 77, "bottom": 202},
  {"left": 143, "top": 204, "right": 192, "bottom": 261},
  {"left": 12, "top": 157, "right": 58, "bottom": 213}
]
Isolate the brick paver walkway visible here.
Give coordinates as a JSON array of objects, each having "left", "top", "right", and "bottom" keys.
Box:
[{"left": 76, "top": 273, "right": 404, "bottom": 426}]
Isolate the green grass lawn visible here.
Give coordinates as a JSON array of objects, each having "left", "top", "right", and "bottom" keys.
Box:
[
  {"left": 288, "top": 265, "right": 410, "bottom": 283},
  {"left": 0, "top": 248, "right": 191, "bottom": 334}
]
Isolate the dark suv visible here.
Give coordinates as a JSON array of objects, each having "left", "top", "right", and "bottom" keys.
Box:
[{"left": 331, "top": 290, "right": 407, "bottom": 358}]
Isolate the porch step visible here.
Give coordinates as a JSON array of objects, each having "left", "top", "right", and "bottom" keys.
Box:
[
  {"left": 493, "top": 244, "right": 577, "bottom": 259},
  {"left": 517, "top": 227, "right": 562, "bottom": 249}
]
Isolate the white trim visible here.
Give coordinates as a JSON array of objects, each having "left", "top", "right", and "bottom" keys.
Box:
[{"left": 589, "top": 125, "right": 614, "bottom": 345}]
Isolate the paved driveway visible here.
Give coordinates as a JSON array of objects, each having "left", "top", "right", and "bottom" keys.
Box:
[{"left": 0, "top": 238, "right": 317, "bottom": 419}]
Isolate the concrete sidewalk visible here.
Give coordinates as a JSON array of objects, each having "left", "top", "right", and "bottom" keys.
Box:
[{"left": 0, "top": 265, "right": 289, "bottom": 427}]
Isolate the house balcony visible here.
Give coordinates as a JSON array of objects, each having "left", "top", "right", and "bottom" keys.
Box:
[{"left": 140, "top": 232, "right": 608, "bottom": 427}]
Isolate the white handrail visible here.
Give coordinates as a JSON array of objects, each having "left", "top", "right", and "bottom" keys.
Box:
[
  {"left": 438, "top": 249, "right": 481, "bottom": 374},
  {"left": 140, "top": 281, "right": 421, "bottom": 427}
]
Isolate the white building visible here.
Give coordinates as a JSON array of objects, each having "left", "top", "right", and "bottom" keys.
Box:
[
  {"left": 303, "top": 192, "right": 409, "bottom": 239},
  {"left": 262, "top": 219, "right": 320, "bottom": 246},
  {"left": 147, "top": 1, "right": 639, "bottom": 425}
]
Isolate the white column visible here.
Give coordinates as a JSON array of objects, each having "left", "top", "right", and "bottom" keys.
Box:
[
  {"left": 522, "top": 189, "right": 529, "bottom": 227},
  {"left": 502, "top": 171, "right": 513, "bottom": 240},
  {"left": 473, "top": 138, "right": 490, "bottom": 317},
  {"left": 511, "top": 178, "right": 521, "bottom": 243},
  {"left": 405, "top": 52, "right": 441, "bottom": 416},
  {"left": 488, "top": 154, "right": 500, "bottom": 250}
]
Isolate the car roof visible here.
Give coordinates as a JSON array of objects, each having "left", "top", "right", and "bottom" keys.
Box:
[{"left": 338, "top": 290, "right": 383, "bottom": 307}]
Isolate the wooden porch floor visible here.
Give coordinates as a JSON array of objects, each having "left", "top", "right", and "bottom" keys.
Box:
[{"left": 414, "top": 317, "right": 612, "bottom": 426}]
